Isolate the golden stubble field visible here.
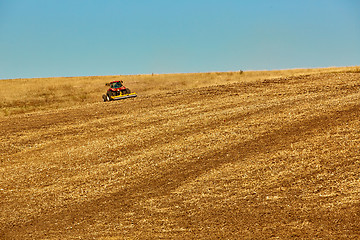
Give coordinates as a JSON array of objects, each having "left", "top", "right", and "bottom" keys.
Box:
[{"left": 1, "top": 67, "right": 360, "bottom": 239}]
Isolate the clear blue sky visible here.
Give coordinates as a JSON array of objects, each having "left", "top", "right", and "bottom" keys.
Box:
[{"left": 1, "top": 0, "right": 359, "bottom": 79}]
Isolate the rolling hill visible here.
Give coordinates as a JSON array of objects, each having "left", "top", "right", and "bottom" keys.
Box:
[{"left": 1, "top": 68, "right": 360, "bottom": 239}]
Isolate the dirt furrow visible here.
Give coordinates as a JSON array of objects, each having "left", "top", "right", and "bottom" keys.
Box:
[{"left": 1, "top": 72, "right": 360, "bottom": 239}]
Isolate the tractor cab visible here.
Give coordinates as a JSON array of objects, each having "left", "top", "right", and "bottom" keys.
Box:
[
  {"left": 108, "top": 81, "right": 125, "bottom": 91},
  {"left": 110, "top": 81, "right": 123, "bottom": 89}
]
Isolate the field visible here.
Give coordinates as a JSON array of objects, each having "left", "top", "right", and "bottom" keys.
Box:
[{"left": 1, "top": 67, "right": 360, "bottom": 239}]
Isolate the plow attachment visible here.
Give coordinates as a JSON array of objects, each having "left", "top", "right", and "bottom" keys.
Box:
[{"left": 103, "top": 92, "right": 137, "bottom": 102}]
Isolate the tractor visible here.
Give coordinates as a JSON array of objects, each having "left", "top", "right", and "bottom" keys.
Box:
[{"left": 102, "top": 80, "right": 137, "bottom": 101}]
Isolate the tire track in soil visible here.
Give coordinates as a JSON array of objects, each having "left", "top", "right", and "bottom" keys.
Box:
[
  {"left": 2, "top": 73, "right": 360, "bottom": 238},
  {"left": 9, "top": 103, "right": 360, "bottom": 238}
]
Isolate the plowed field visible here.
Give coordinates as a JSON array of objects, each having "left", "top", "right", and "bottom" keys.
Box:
[{"left": 1, "top": 72, "right": 360, "bottom": 239}]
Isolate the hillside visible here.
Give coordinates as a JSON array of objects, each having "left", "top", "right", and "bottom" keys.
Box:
[{"left": 1, "top": 69, "right": 360, "bottom": 239}]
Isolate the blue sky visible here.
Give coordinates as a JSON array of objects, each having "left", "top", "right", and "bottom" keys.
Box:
[{"left": 0, "top": 0, "right": 359, "bottom": 79}]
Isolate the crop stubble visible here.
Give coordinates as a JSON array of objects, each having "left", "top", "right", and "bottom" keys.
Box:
[{"left": 1, "top": 72, "right": 360, "bottom": 239}]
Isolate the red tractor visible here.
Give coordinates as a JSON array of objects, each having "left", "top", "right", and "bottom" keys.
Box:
[{"left": 102, "top": 80, "right": 137, "bottom": 101}]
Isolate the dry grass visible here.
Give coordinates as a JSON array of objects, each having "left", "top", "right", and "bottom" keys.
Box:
[
  {"left": 1, "top": 66, "right": 359, "bottom": 116},
  {"left": 1, "top": 67, "right": 360, "bottom": 239}
]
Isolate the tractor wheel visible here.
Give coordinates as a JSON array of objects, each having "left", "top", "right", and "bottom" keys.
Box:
[
  {"left": 126, "top": 88, "right": 131, "bottom": 94},
  {"left": 107, "top": 91, "right": 114, "bottom": 101},
  {"left": 102, "top": 94, "right": 107, "bottom": 102}
]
